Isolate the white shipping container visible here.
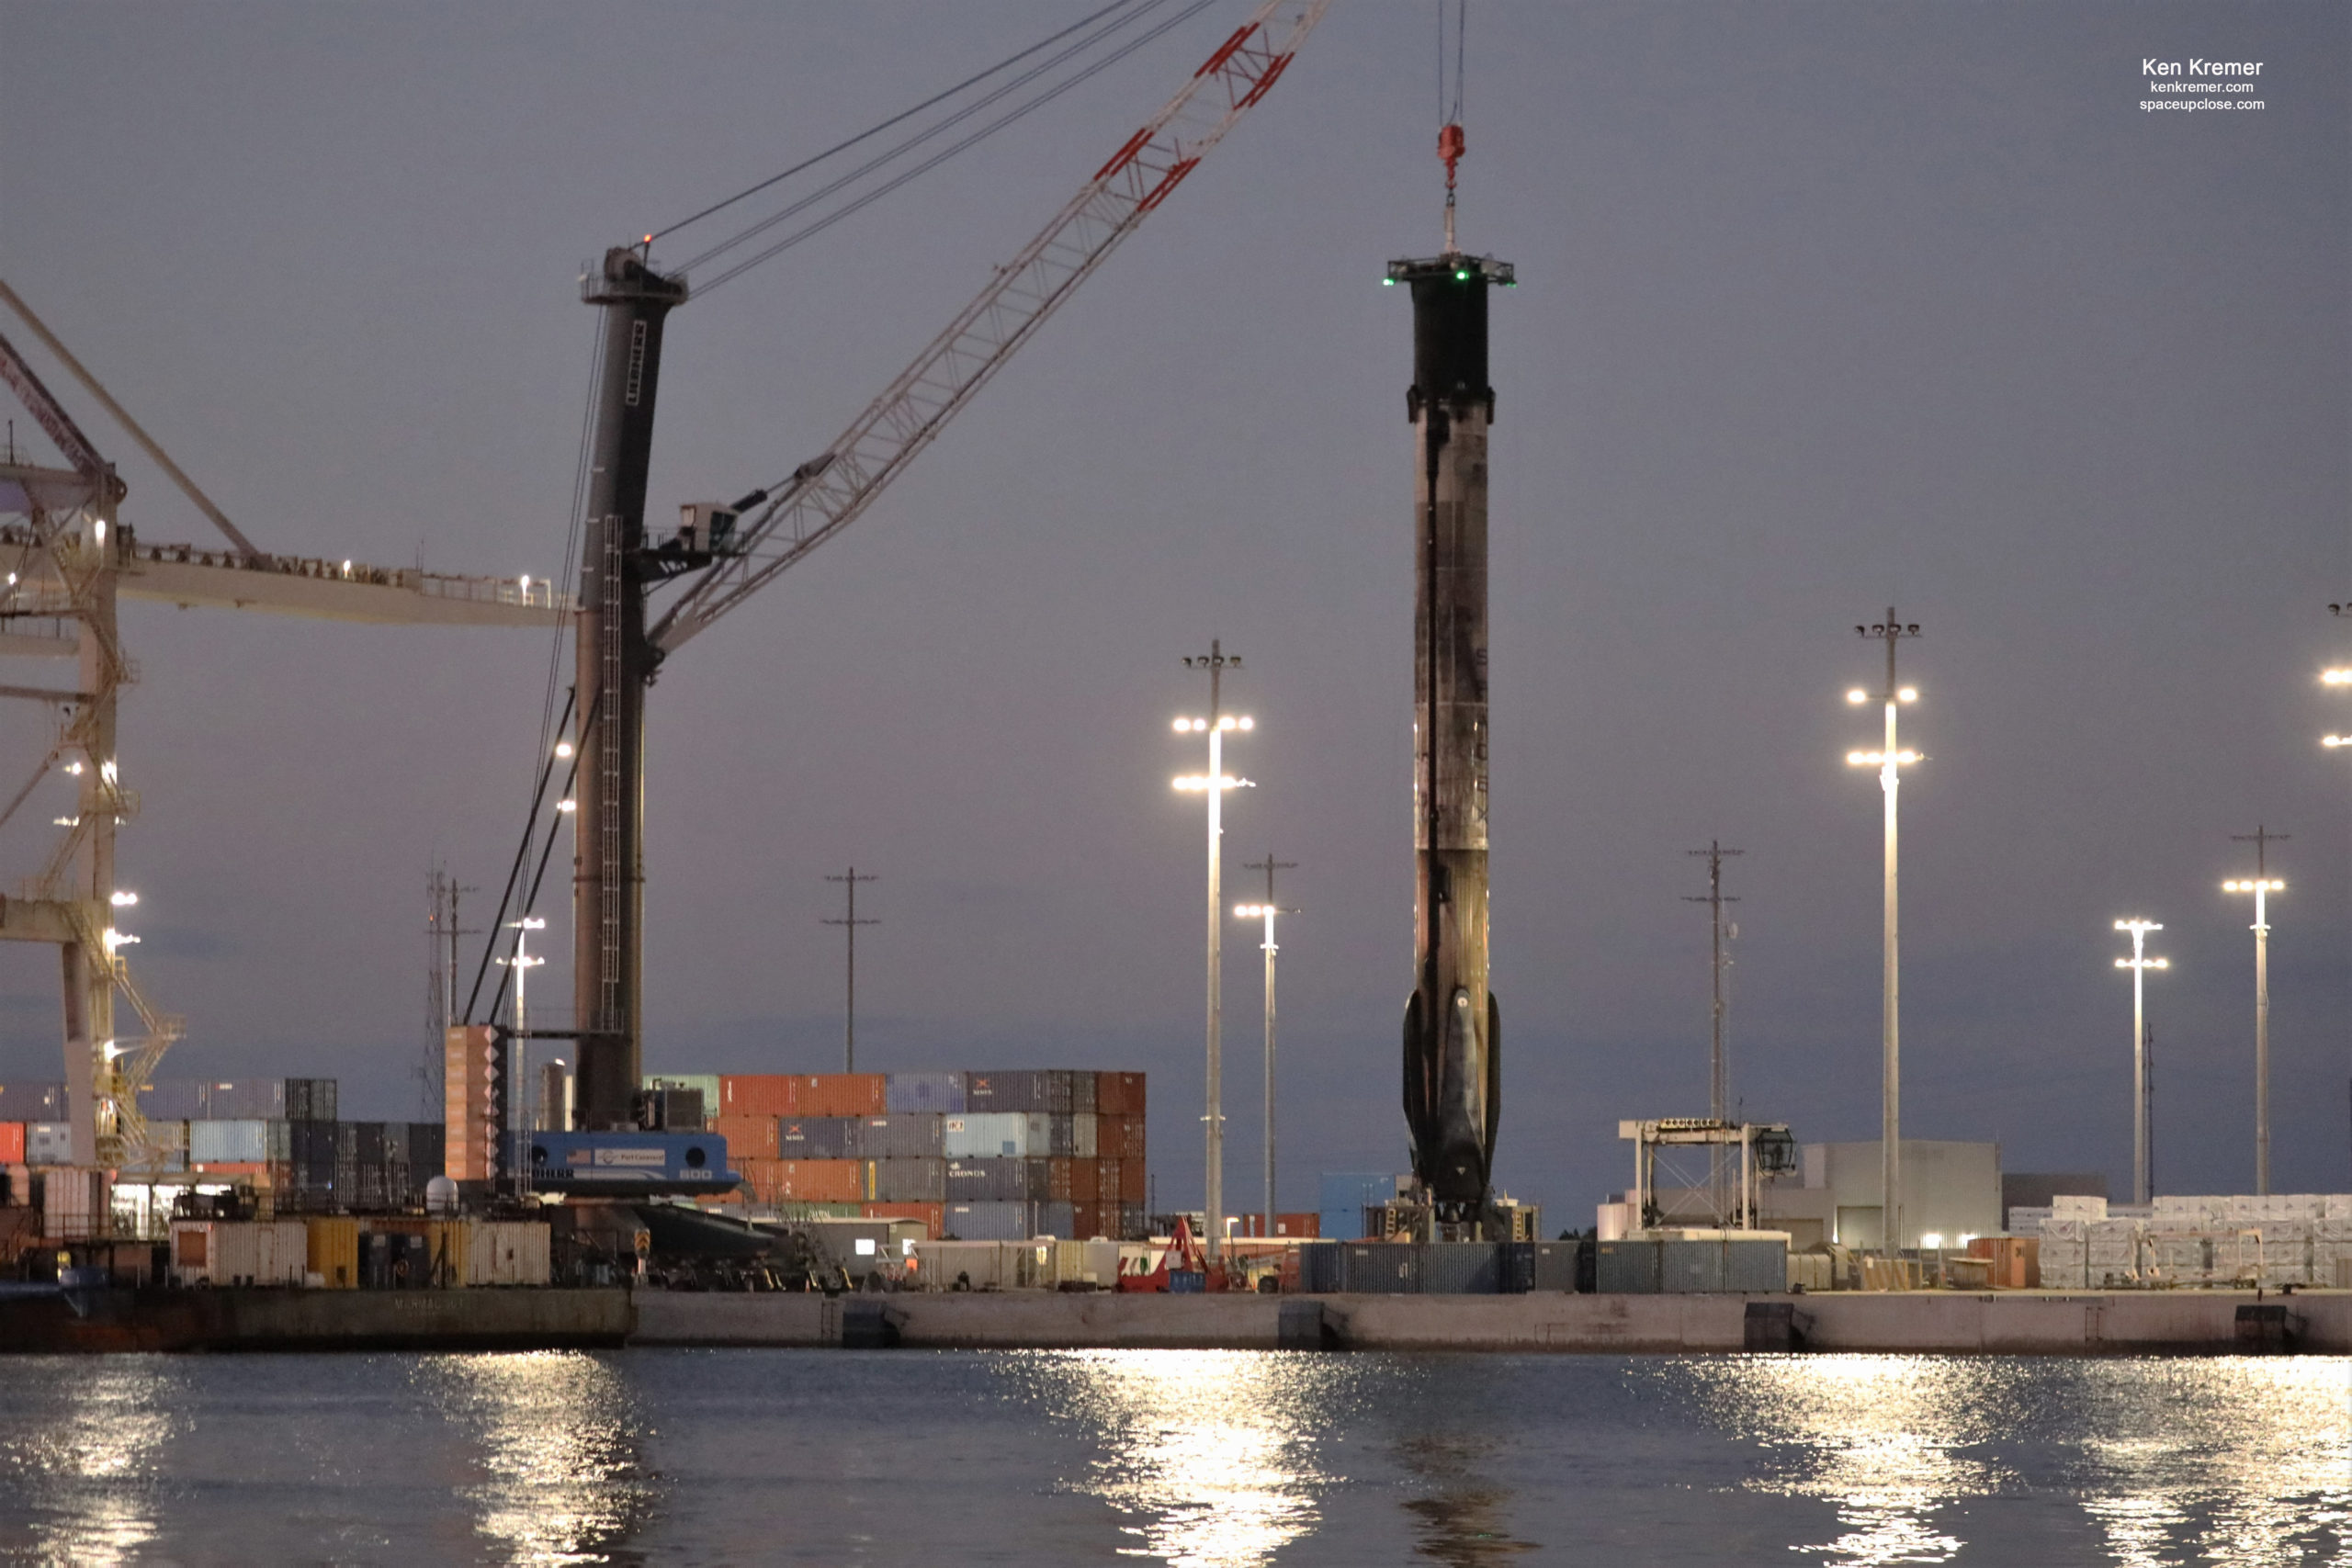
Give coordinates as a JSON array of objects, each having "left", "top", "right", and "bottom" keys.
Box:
[
  {"left": 41, "top": 1168, "right": 109, "bottom": 1240},
  {"left": 170, "top": 1220, "right": 307, "bottom": 1285},
  {"left": 943, "top": 1112, "right": 1036, "bottom": 1159},
  {"left": 1051, "top": 1237, "right": 1119, "bottom": 1286},
  {"left": 912, "top": 1238, "right": 1049, "bottom": 1290},
  {"left": 466, "top": 1221, "right": 551, "bottom": 1286},
  {"left": 1071, "top": 1112, "right": 1097, "bottom": 1159}
]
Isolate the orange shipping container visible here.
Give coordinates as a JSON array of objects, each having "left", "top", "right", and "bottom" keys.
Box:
[
  {"left": 759, "top": 1158, "right": 865, "bottom": 1202},
  {"left": 1095, "top": 1158, "right": 1123, "bottom": 1203},
  {"left": 714, "top": 1114, "right": 780, "bottom": 1160},
  {"left": 863, "top": 1201, "right": 944, "bottom": 1237},
  {"left": 801, "top": 1075, "right": 887, "bottom": 1117},
  {"left": 720, "top": 1076, "right": 801, "bottom": 1118},
  {"left": 1119, "top": 1157, "right": 1146, "bottom": 1204},
  {"left": 0, "top": 1123, "right": 21, "bottom": 1165},
  {"left": 1046, "top": 1157, "right": 1095, "bottom": 1203}
]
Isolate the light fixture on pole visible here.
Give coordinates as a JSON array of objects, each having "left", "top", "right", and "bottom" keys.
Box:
[
  {"left": 1174, "top": 638, "right": 1251, "bottom": 1262},
  {"left": 1236, "top": 852, "right": 1295, "bottom": 1246},
  {"left": 1846, "top": 608, "right": 1922, "bottom": 1258},
  {"left": 2224, "top": 824, "right": 2287, "bottom": 1196},
  {"left": 2112, "top": 919, "right": 2167, "bottom": 1206},
  {"left": 2322, "top": 666, "right": 2352, "bottom": 748},
  {"left": 497, "top": 916, "right": 547, "bottom": 1179}
]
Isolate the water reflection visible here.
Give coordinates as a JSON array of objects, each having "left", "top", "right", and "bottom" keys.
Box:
[
  {"left": 1011, "top": 1349, "right": 1352, "bottom": 1567},
  {"left": 1393, "top": 1430, "right": 1537, "bottom": 1564},
  {"left": 416, "top": 1351, "right": 656, "bottom": 1565},
  {"left": 0, "top": 1358, "right": 179, "bottom": 1565},
  {"left": 1668, "top": 1354, "right": 2352, "bottom": 1567}
]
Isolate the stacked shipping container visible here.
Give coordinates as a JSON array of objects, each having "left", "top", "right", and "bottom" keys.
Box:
[{"left": 720, "top": 1070, "right": 1145, "bottom": 1238}]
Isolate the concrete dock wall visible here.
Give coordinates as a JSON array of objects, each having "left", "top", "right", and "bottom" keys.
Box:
[{"left": 627, "top": 1289, "right": 2352, "bottom": 1354}]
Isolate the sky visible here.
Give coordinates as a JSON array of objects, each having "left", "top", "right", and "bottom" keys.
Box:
[{"left": 0, "top": 1, "right": 2346, "bottom": 1222}]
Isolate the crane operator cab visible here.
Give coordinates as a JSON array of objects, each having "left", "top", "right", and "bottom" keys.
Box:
[{"left": 675, "top": 500, "right": 742, "bottom": 559}]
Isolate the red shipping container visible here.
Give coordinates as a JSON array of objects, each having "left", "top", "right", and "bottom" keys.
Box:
[
  {"left": 1069, "top": 1201, "right": 1106, "bottom": 1240},
  {"left": 714, "top": 1114, "right": 779, "bottom": 1160},
  {"left": 720, "top": 1076, "right": 801, "bottom": 1118},
  {"left": 1097, "top": 1113, "right": 1147, "bottom": 1162},
  {"left": 1237, "top": 1213, "right": 1321, "bottom": 1238},
  {"left": 1095, "top": 1072, "right": 1147, "bottom": 1116},
  {"left": 1095, "top": 1157, "right": 1123, "bottom": 1203},
  {"left": 0, "top": 1123, "right": 21, "bottom": 1165},
  {"left": 1046, "top": 1157, "right": 1091, "bottom": 1202},
  {"left": 864, "top": 1201, "right": 944, "bottom": 1237},
  {"left": 801, "top": 1075, "right": 887, "bottom": 1117},
  {"left": 1119, "top": 1157, "right": 1146, "bottom": 1204}
]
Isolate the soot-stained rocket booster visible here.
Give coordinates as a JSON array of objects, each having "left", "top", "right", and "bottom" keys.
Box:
[{"left": 1393, "top": 132, "right": 1513, "bottom": 1224}]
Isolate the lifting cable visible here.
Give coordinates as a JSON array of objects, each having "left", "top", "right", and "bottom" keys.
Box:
[
  {"left": 668, "top": 0, "right": 1216, "bottom": 296},
  {"left": 651, "top": 0, "right": 1155, "bottom": 247}
]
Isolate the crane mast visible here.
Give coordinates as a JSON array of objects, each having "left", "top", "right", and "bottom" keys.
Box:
[{"left": 566, "top": 2, "right": 1329, "bottom": 1130}]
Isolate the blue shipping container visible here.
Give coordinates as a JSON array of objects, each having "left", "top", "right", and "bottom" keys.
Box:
[
  {"left": 519, "top": 1130, "right": 739, "bottom": 1195},
  {"left": 1319, "top": 1172, "right": 1400, "bottom": 1243},
  {"left": 884, "top": 1072, "right": 967, "bottom": 1114},
  {"left": 944, "top": 1201, "right": 1035, "bottom": 1241}
]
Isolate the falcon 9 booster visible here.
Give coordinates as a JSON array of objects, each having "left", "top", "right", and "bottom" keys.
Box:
[{"left": 1392, "top": 242, "right": 1513, "bottom": 1224}]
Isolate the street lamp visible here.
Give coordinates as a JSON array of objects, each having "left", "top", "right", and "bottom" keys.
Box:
[
  {"left": 2112, "top": 919, "right": 2167, "bottom": 1205},
  {"left": 2223, "top": 838, "right": 2286, "bottom": 1196},
  {"left": 1847, "top": 610, "right": 1922, "bottom": 1258},
  {"left": 1173, "top": 639, "right": 1251, "bottom": 1262},
  {"left": 1235, "top": 863, "right": 1295, "bottom": 1245}
]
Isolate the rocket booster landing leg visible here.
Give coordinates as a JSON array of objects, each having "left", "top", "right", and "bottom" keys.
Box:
[{"left": 1392, "top": 249, "right": 1512, "bottom": 1222}]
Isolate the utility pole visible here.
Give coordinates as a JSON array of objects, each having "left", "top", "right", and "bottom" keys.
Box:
[
  {"left": 1238, "top": 852, "right": 1295, "bottom": 1243},
  {"left": 1847, "top": 610, "right": 1922, "bottom": 1258},
  {"left": 821, "top": 868, "right": 879, "bottom": 1073},
  {"left": 1684, "top": 840, "right": 1741, "bottom": 1224},
  {"left": 2224, "top": 826, "right": 2287, "bottom": 1195}
]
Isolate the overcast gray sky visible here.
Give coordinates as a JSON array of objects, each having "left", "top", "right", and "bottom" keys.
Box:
[{"left": 1, "top": 1, "right": 2345, "bottom": 1217}]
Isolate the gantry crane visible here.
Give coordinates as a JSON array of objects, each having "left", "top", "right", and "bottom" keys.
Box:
[
  {"left": 0, "top": 281, "right": 562, "bottom": 1170},
  {"left": 549, "top": 2, "right": 1329, "bottom": 1129}
]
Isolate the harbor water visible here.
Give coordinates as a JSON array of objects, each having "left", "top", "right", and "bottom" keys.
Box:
[{"left": 0, "top": 1349, "right": 2344, "bottom": 1563}]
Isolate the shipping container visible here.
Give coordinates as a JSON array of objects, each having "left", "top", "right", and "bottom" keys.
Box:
[
  {"left": 189, "top": 1119, "right": 285, "bottom": 1165},
  {"left": 943, "top": 1201, "right": 1042, "bottom": 1241},
  {"left": 1297, "top": 1243, "right": 1344, "bottom": 1292},
  {"left": 1095, "top": 1072, "right": 1147, "bottom": 1117},
  {"left": 204, "top": 1081, "right": 286, "bottom": 1120},
  {"left": 714, "top": 1114, "right": 780, "bottom": 1160},
  {"left": 1094, "top": 1158, "right": 1123, "bottom": 1204},
  {"left": 1119, "top": 1158, "right": 1147, "bottom": 1205},
  {"left": 1119, "top": 1202, "right": 1147, "bottom": 1240},
  {"left": 945, "top": 1157, "right": 1051, "bottom": 1202},
  {"left": 1528, "top": 1240, "right": 1585, "bottom": 1292},
  {"left": 1340, "top": 1242, "right": 1424, "bottom": 1293},
  {"left": 868, "top": 1157, "right": 948, "bottom": 1203},
  {"left": 943, "top": 1112, "right": 1039, "bottom": 1159},
  {"left": 1069, "top": 1111, "right": 1097, "bottom": 1158},
  {"left": 863, "top": 1201, "right": 944, "bottom": 1237},
  {"left": 1597, "top": 1234, "right": 1789, "bottom": 1293},
  {"left": 1102, "top": 1113, "right": 1148, "bottom": 1162},
  {"left": 1423, "top": 1241, "right": 1507, "bottom": 1294},
  {"left": 284, "top": 1078, "right": 338, "bottom": 1122},
  {"left": 170, "top": 1219, "right": 307, "bottom": 1285},
  {"left": 360, "top": 1229, "right": 431, "bottom": 1289},
  {"left": 1054, "top": 1237, "right": 1119, "bottom": 1285},
  {"left": 1046, "top": 1157, "right": 1095, "bottom": 1203},
  {"left": 914, "top": 1237, "right": 1047, "bottom": 1289},
  {"left": 0, "top": 1081, "right": 67, "bottom": 1121},
  {"left": 27, "top": 1122, "right": 74, "bottom": 1165},
  {"left": 739, "top": 1156, "right": 865, "bottom": 1203},
  {"left": 306, "top": 1216, "right": 360, "bottom": 1288},
  {"left": 406, "top": 1122, "right": 445, "bottom": 1174},
  {"left": 776, "top": 1117, "right": 857, "bottom": 1159},
  {"left": 884, "top": 1072, "right": 966, "bottom": 1114},
  {"left": 467, "top": 1222, "right": 552, "bottom": 1286},
  {"left": 0, "top": 1122, "right": 21, "bottom": 1165},
  {"left": 140, "top": 1080, "right": 209, "bottom": 1121},
  {"left": 42, "top": 1168, "right": 109, "bottom": 1240},
  {"left": 719, "top": 1075, "right": 800, "bottom": 1118},
  {"left": 800, "top": 1075, "right": 888, "bottom": 1117},
  {"left": 853, "top": 1114, "right": 944, "bottom": 1159},
  {"left": 1068, "top": 1072, "right": 1097, "bottom": 1115}
]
